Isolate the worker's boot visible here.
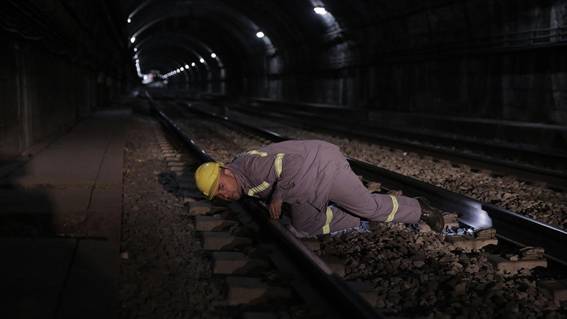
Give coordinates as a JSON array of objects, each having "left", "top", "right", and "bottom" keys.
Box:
[{"left": 416, "top": 197, "right": 445, "bottom": 232}]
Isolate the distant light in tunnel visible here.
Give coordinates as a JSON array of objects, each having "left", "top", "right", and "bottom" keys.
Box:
[
  {"left": 127, "top": 18, "right": 132, "bottom": 24},
  {"left": 135, "top": 59, "right": 142, "bottom": 78},
  {"left": 256, "top": 31, "right": 265, "bottom": 38},
  {"left": 313, "top": 7, "right": 327, "bottom": 15},
  {"left": 185, "top": 64, "right": 189, "bottom": 69},
  {"left": 130, "top": 36, "right": 136, "bottom": 43},
  {"left": 191, "top": 62, "right": 196, "bottom": 67},
  {"left": 199, "top": 58, "right": 205, "bottom": 63},
  {"left": 133, "top": 48, "right": 137, "bottom": 52},
  {"left": 211, "top": 53, "right": 216, "bottom": 58}
]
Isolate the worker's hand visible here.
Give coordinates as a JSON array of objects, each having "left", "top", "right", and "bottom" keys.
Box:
[{"left": 268, "top": 198, "right": 283, "bottom": 220}]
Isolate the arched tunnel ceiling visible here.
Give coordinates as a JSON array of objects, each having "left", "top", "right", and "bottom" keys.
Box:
[
  {"left": 133, "top": 33, "right": 220, "bottom": 66},
  {"left": 132, "top": 20, "right": 245, "bottom": 71},
  {"left": 119, "top": 0, "right": 350, "bottom": 79},
  {"left": 117, "top": 0, "right": 558, "bottom": 83},
  {"left": 125, "top": 0, "right": 273, "bottom": 77},
  {"left": 128, "top": 2, "right": 261, "bottom": 51},
  {"left": 138, "top": 47, "right": 212, "bottom": 80},
  {"left": 126, "top": 0, "right": 318, "bottom": 48},
  {"left": 134, "top": 36, "right": 216, "bottom": 72}
]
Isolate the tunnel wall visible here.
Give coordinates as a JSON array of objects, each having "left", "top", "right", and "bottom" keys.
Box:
[
  {"left": 254, "top": 1, "right": 567, "bottom": 129},
  {"left": 0, "top": 38, "right": 117, "bottom": 159}
]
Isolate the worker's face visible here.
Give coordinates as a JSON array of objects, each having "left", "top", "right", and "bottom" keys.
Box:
[{"left": 216, "top": 168, "right": 242, "bottom": 201}]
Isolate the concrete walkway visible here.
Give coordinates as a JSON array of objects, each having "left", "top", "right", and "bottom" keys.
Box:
[{"left": 0, "top": 110, "right": 130, "bottom": 319}]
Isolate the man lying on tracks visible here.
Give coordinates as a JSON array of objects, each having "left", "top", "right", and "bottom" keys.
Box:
[{"left": 194, "top": 140, "right": 443, "bottom": 237}]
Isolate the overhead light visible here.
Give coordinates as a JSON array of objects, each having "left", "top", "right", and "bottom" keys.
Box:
[
  {"left": 133, "top": 48, "right": 137, "bottom": 52},
  {"left": 185, "top": 64, "right": 189, "bottom": 68},
  {"left": 314, "top": 7, "right": 327, "bottom": 15},
  {"left": 191, "top": 62, "right": 196, "bottom": 67},
  {"left": 211, "top": 53, "right": 216, "bottom": 58},
  {"left": 130, "top": 36, "right": 136, "bottom": 43},
  {"left": 199, "top": 58, "right": 205, "bottom": 63},
  {"left": 127, "top": 18, "right": 132, "bottom": 23},
  {"left": 256, "top": 31, "right": 265, "bottom": 38}
]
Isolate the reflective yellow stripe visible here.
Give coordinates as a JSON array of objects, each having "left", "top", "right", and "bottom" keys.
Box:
[
  {"left": 274, "top": 153, "right": 285, "bottom": 178},
  {"left": 322, "top": 206, "right": 334, "bottom": 234},
  {"left": 247, "top": 181, "right": 270, "bottom": 197},
  {"left": 385, "top": 195, "right": 399, "bottom": 222},
  {"left": 247, "top": 150, "right": 268, "bottom": 157}
]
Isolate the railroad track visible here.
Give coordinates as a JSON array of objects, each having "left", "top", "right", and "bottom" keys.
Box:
[
  {"left": 172, "top": 99, "right": 567, "bottom": 265},
  {"left": 145, "top": 93, "right": 567, "bottom": 317},
  {"left": 147, "top": 95, "right": 381, "bottom": 318},
  {"left": 226, "top": 101, "right": 567, "bottom": 191},
  {"left": 181, "top": 99, "right": 567, "bottom": 231}
]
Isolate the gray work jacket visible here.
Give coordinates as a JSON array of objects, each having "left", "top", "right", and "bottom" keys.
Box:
[{"left": 226, "top": 140, "right": 343, "bottom": 208}]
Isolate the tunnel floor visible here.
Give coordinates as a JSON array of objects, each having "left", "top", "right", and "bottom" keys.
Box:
[
  {"left": 120, "top": 115, "right": 226, "bottom": 318},
  {"left": 1, "top": 103, "right": 566, "bottom": 317},
  {"left": 0, "top": 110, "right": 130, "bottom": 318}
]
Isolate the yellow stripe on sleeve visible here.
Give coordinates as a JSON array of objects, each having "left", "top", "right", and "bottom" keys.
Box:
[
  {"left": 322, "top": 206, "right": 334, "bottom": 234},
  {"left": 274, "top": 153, "right": 285, "bottom": 178},
  {"left": 247, "top": 181, "right": 271, "bottom": 197},
  {"left": 385, "top": 195, "right": 399, "bottom": 222}
]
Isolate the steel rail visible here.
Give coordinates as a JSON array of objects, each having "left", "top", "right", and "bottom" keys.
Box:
[
  {"left": 246, "top": 99, "right": 567, "bottom": 161},
  {"left": 145, "top": 93, "right": 383, "bottom": 319},
  {"left": 179, "top": 101, "right": 567, "bottom": 267},
  {"left": 232, "top": 103, "right": 567, "bottom": 190}
]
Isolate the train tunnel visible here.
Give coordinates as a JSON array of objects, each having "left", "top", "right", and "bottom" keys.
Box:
[{"left": 1, "top": 1, "right": 567, "bottom": 318}]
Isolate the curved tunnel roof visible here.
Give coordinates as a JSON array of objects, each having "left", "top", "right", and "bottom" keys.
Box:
[{"left": 121, "top": 0, "right": 348, "bottom": 83}]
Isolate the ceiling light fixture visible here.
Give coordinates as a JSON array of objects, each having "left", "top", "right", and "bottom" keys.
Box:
[{"left": 314, "top": 7, "right": 327, "bottom": 15}]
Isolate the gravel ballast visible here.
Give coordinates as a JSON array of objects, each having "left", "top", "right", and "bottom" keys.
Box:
[
  {"left": 166, "top": 107, "right": 566, "bottom": 318},
  {"left": 224, "top": 109, "right": 567, "bottom": 231},
  {"left": 120, "top": 115, "right": 226, "bottom": 319}
]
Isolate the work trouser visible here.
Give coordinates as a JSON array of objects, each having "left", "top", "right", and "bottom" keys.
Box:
[{"left": 289, "top": 161, "right": 422, "bottom": 237}]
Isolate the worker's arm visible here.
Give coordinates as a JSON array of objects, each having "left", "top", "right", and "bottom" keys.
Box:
[
  {"left": 268, "top": 198, "right": 283, "bottom": 219},
  {"left": 268, "top": 154, "right": 300, "bottom": 219}
]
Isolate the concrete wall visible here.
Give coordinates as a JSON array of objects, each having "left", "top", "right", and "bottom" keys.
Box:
[
  {"left": 252, "top": 0, "right": 567, "bottom": 127},
  {"left": 0, "top": 38, "right": 114, "bottom": 159}
]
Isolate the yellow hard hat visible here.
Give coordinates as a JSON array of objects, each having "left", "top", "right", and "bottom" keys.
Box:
[{"left": 195, "top": 162, "right": 222, "bottom": 199}]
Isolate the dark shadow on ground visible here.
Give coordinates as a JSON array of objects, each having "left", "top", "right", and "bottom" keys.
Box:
[
  {"left": 0, "top": 158, "right": 56, "bottom": 237},
  {"left": 0, "top": 157, "right": 59, "bottom": 318},
  {"left": 0, "top": 157, "right": 117, "bottom": 319}
]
